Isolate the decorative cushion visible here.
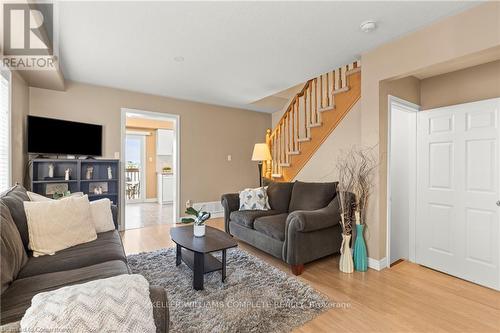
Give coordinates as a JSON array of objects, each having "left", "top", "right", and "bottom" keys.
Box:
[
  {"left": 1, "top": 202, "right": 28, "bottom": 294},
  {"left": 26, "top": 192, "right": 111, "bottom": 233},
  {"left": 0, "top": 185, "right": 31, "bottom": 251},
  {"left": 89, "top": 199, "right": 115, "bottom": 233},
  {"left": 266, "top": 182, "right": 294, "bottom": 213},
  {"left": 288, "top": 181, "right": 338, "bottom": 212},
  {"left": 239, "top": 187, "right": 270, "bottom": 210},
  {"left": 254, "top": 213, "right": 289, "bottom": 241},
  {"left": 23, "top": 195, "right": 97, "bottom": 257},
  {"left": 0, "top": 260, "right": 129, "bottom": 325}
]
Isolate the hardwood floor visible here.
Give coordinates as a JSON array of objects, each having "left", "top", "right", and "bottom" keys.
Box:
[{"left": 120, "top": 218, "right": 500, "bottom": 333}]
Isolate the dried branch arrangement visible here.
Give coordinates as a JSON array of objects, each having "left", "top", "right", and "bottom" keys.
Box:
[{"left": 336, "top": 145, "right": 377, "bottom": 234}]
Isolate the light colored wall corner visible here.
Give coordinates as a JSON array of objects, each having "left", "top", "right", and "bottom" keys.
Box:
[
  {"left": 361, "top": 2, "right": 500, "bottom": 261},
  {"left": 420, "top": 60, "right": 500, "bottom": 110},
  {"left": 10, "top": 72, "right": 29, "bottom": 186},
  {"left": 294, "top": 101, "right": 361, "bottom": 182},
  {"left": 27, "top": 81, "right": 272, "bottom": 218}
]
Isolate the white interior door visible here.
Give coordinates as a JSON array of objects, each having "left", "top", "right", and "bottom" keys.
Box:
[{"left": 416, "top": 98, "right": 500, "bottom": 290}]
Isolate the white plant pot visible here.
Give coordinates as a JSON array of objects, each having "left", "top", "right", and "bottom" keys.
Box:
[{"left": 193, "top": 224, "right": 206, "bottom": 237}]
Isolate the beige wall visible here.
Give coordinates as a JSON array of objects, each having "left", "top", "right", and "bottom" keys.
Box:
[
  {"left": 360, "top": 2, "right": 500, "bottom": 260},
  {"left": 28, "top": 81, "right": 271, "bottom": 216},
  {"left": 294, "top": 102, "right": 361, "bottom": 182},
  {"left": 421, "top": 60, "right": 500, "bottom": 110},
  {"left": 11, "top": 72, "right": 29, "bottom": 185}
]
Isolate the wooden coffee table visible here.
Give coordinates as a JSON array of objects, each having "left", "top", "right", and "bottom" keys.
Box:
[{"left": 170, "top": 225, "right": 237, "bottom": 290}]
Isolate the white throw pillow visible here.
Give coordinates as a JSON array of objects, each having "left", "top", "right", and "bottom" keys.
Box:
[
  {"left": 90, "top": 199, "right": 115, "bottom": 233},
  {"left": 239, "top": 187, "right": 270, "bottom": 210},
  {"left": 24, "top": 195, "right": 97, "bottom": 257}
]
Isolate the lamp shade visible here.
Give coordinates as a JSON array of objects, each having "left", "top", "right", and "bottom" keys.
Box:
[{"left": 251, "top": 143, "right": 272, "bottom": 161}]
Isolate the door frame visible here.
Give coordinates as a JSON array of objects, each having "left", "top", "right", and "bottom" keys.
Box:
[
  {"left": 124, "top": 132, "right": 147, "bottom": 203},
  {"left": 386, "top": 95, "right": 420, "bottom": 266},
  {"left": 120, "top": 108, "right": 181, "bottom": 230}
]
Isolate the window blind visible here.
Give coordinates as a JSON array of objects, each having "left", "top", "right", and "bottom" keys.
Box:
[{"left": 0, "top": 68, "right": 10, "bottom": 192}]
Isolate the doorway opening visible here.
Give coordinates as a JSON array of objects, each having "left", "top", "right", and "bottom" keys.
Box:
[
  {"left": 121, "top": 108, "right": 180, "bottom": 230},
  {"left": 387, "top": 96, "right": 419, "bottom": 267}
]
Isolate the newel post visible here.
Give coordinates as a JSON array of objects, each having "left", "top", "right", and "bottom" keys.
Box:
[{"left": 264, "top": 128, "right": 272, "bottom": 179}]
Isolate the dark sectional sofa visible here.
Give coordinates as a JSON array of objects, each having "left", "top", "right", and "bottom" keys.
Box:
[
  {"left": 0, "top": 185, "right": 169, "bottom": 332},
  {"left": 222, "top": 181, "right": 344, "bottom": 275}
]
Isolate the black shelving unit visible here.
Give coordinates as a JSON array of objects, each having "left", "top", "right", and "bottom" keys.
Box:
[{"left": 30, "top": 159, "right": 120, "bottom": 210}]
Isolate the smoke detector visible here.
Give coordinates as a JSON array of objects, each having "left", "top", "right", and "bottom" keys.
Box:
[{"left": 360, "top": 20, "right": 377, "bottom": 33}]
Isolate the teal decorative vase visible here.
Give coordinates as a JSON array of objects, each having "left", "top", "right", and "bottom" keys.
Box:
[{"left": 353, "top": 224, "right": 368, "bottom": 272}]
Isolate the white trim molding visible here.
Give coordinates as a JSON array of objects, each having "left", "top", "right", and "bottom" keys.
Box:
[{"left": 368, "top": 257, "right": 388, "bottom": 271}]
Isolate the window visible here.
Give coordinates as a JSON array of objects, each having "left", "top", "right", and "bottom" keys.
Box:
[{"left": 0, "top": 67, "right": 11, "bottom": 192}]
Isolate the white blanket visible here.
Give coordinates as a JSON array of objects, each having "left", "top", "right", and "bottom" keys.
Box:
[{"left": 20, "top": 274, "right": 156, "bottom": 333}]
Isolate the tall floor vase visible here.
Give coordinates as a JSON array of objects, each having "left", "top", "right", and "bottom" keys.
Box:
[
  {"left": 339, "top": 233, "right": 354, "bottom": 273},
  {"left": 353, "top": 224, "right": 368, "bottom": 271}
]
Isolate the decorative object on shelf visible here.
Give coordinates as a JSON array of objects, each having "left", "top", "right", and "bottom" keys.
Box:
[
  {"left": 337, "top": 146, "right": 377, "bottom": 272},
  {"left": 181, "top": 206, "right": 211, "bottom": 237},
  {"left": 46, "top": 183, "right": 69, "bottom": 196},
  {"left": 89, "top": 182, "right": 108, "bottom": 194},
  {"left": 251, "top": 143, "right": 272, "bottom": 187},
  {"left": 64, "top": 168, "right": 71, "bottom": 181},
  {"left": 53, "top": 190, "right": 71, "bottom": 199},
  {"left": 162, "top": 166, "right": 172, "bottom": 173},
  {"left": 85, "top": 166, "right": 94, "bottom": 180},
  {"left": 107, "top": 166, "right": 113, "bottom": 180},
  {"left": 48, "top": 163, "right": 54, "bottom": 178}
]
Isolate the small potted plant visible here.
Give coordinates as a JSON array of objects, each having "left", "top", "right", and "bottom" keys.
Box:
[{"left": 181, "top": 207, "right": 211, "bottom": 237}]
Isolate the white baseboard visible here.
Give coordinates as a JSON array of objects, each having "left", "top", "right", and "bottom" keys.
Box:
[{"left": 368, "top": 257, "right": 387, "bottom": 271}]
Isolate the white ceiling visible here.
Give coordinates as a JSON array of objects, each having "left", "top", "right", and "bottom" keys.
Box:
[{"left": 58, "top": 1, "right": 480, "bottom": 113}]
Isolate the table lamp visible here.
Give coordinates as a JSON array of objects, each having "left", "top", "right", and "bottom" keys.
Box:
[{"left": 251, "top": 143, "right": 272, "bottom": 187}]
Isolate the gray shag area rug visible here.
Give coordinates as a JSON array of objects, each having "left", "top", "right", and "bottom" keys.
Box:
[{"left": 127, "top": 247, "right": 333, "bottom": 333}]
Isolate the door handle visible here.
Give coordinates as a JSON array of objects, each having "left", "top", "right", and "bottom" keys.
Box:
[{"left": 497, "top": 200, "right": 500, "bottom": 207}]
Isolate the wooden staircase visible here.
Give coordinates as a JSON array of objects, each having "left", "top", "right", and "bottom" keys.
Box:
[{"left": 263, "top": 61, "right": 361, "bottom": 181}]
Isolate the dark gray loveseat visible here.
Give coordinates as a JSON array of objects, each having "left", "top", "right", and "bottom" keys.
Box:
[
  {"left": 0, "top": 185, "right": 169, "bottom": 332},
  {"left": 221, "top": 181, "right": 343, "bottom": 275}
]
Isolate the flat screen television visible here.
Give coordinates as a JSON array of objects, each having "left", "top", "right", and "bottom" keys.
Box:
[{"left": 28, "top": 116, "right": 102, "bottom": 156}]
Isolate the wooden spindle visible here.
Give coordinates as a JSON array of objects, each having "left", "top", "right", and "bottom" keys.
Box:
[
  {"left": 314, "top": 78, "right": 318, "bottom": 122},
  {"left": 338, "top": 67, "right": 343, "bottom": 89},
  {"left": 308, "top": 84, "right": 313, "bottom": 124},
  {"left": 291, "top": 104, "right": 295, "bottom": 152},
  {"left": 345, "top": 65, "right": 349, "bottom": 87},
  {"left": 319, "top": 75, "right": 323, "bottom": 109},
  {"left": 325, "top": 72, "right": 330, "bottom": 107}
]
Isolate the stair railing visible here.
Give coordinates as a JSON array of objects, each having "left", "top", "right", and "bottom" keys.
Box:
[{"left": 264, "top": 60, "right": 360, "bottom": 178}]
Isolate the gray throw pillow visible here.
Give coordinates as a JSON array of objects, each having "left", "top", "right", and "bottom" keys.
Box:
[{"left": 1, "top": 202, "right": 28, "bottom": 293}]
